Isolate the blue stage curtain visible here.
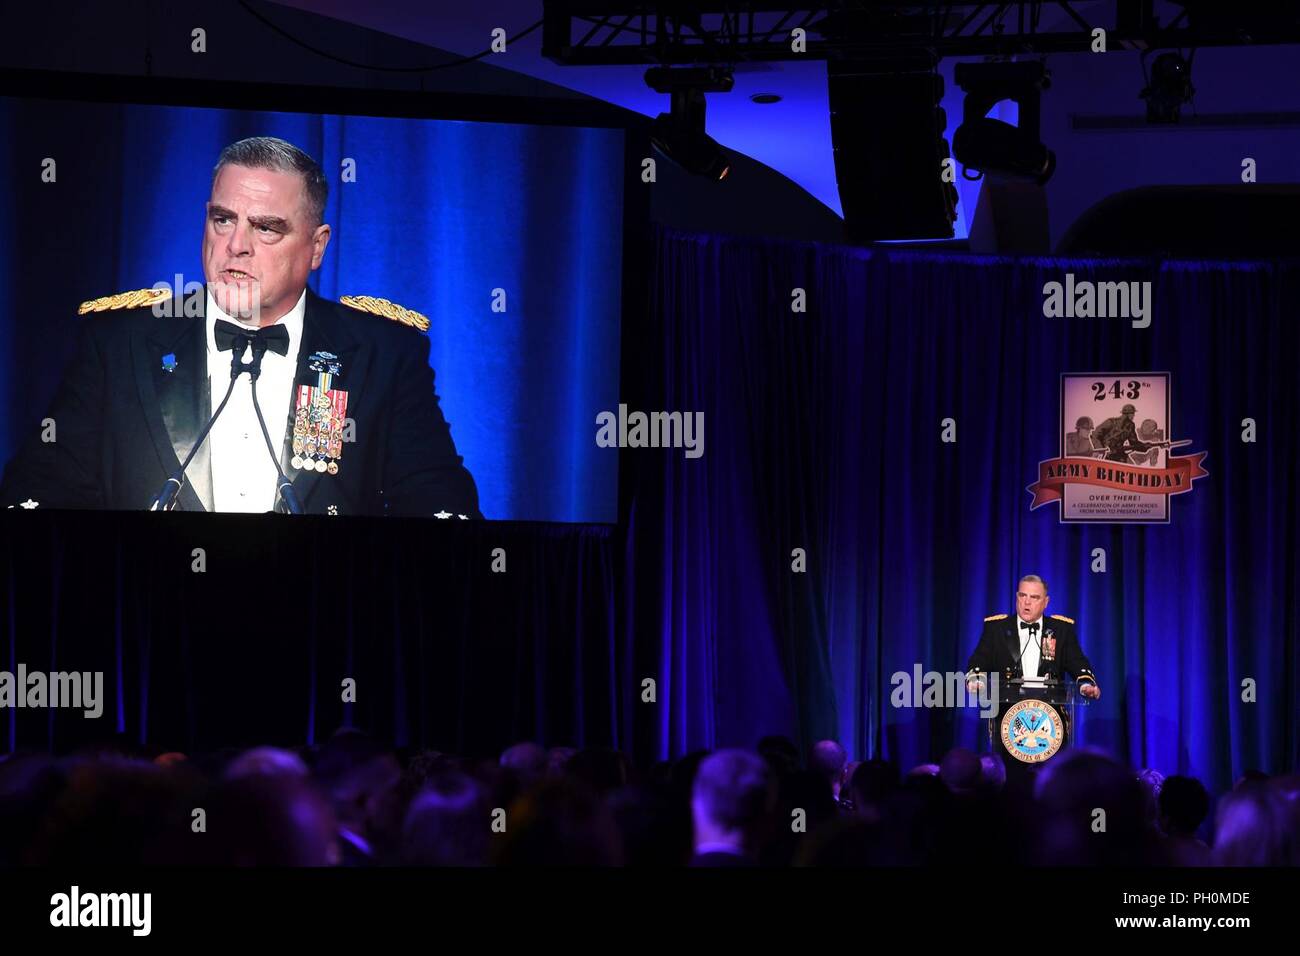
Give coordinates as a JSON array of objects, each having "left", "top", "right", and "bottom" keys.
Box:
[
  {"left": 4, "top": 191, "right": 1297, "bottom": 794},
  {"left": 637, "top": 225, "right": 1299, "bottom": 794}
]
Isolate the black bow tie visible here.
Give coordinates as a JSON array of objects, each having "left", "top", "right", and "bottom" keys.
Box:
[
  {"left": 1020, "top": 621, "right": 1039, "bottom": 633},
  {"left": 214, "top": 319, "right": 290, "bottom": 357}
]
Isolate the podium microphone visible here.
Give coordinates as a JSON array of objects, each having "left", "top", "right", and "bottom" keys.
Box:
[
  {"left": 147, "top": 357, "right": 244, "bottom": 512},
  {"left": 245, "top": 339, "right": 303, "bottom": 516},
  {"left": 148, "top": 332, "right": 301, "bottom": 514}
]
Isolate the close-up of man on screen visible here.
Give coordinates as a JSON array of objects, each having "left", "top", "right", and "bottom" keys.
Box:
[{"left": 0, "top": 135, "right": 481, "bottom": 519}]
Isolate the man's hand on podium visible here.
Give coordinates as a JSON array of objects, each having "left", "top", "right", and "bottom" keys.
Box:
[{"left": 1080, "top": 683, "right": 1101, "bottom": 700}]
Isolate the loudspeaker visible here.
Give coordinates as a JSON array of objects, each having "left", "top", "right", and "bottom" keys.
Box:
[{"left": 828, "top": 54, "right": 958, "bottom": 241}]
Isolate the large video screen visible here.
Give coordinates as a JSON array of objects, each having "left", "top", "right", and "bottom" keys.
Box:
[{"left": 0, "top": 95, "right": 626, "bottom": 522}]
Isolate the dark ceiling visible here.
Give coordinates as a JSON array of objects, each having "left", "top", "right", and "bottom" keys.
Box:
[{"left": 270, "top": 1, "right": 1300, "bottom": 247}]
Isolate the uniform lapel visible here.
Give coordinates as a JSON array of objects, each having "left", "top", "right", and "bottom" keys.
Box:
[
  {"left": 131, "top": 303, "right": 211, "bottom": 512},
  {"left": 1004, "top": 619, "right": 1021, "bottom": 676},
  {"left": 282, "top": 289, "right": 371, "bottom": 511}
]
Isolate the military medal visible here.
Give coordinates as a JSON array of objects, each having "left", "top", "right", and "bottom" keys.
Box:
[
  {"left": 291, "top": 351, "right": 348, "bottom": 476},
  {"left": 1042, "top": 631, "right": 1056, "bottom": 661}
]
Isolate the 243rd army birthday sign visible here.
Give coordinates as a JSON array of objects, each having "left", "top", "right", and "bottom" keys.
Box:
[{"left": 1027, "top": 373, "right": 1209, "bottom": 523}]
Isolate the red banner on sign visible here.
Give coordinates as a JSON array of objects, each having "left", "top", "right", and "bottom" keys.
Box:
[{"left": 1027, "top": 453, "right": 1209, "bottom": 509}]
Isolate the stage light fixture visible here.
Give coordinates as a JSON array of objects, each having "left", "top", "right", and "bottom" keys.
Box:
[
  {"left": 953, "top": 60, "right": 1055, "bottom": 185},
  {"left": 645, "top": 66, "right": 733, "bottom": 180},
  {"left": 1140, "top": 51, "right": 1195, "bottom": 124}
]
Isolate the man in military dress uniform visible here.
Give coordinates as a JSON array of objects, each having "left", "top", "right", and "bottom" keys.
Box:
[
  {"left": 0, "top": 136, "right": 481, "bottom": 518},
  {"left": 965, "top": 576, "right": 1100, "bottom": 784},
  {"left": 965, "top": 575, "right": 1101, "bottom": 700}
]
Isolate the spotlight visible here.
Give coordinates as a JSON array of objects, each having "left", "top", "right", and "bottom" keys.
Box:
[
  {"left": 953, "top": 60, "right": 1055, "bottom": 185},
  {"left": 1141, "top": 52, "right": 1195, "bottom": 124},
  {"left": 645, "top": 66, "right": 733, "bottom": 180}
]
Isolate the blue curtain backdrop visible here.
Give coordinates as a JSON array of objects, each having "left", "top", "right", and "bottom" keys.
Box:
[
  {"left": 631, "top": 225, "right": 1299, "bottom": 796},
  {"left": 0, "top": 95, "right": 624, "bottom": 522},
  {"left": 4, "top": 118, "right": 1298, "bottom": 798}
]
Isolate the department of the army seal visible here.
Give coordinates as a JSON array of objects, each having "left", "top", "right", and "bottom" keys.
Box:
[{"left": 1000, "top": 698, "right": 1065, "bottom": 764}]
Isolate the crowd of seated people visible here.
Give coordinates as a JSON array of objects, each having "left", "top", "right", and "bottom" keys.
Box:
[{"left": 1, "top": 731, "right": 1296, "bottom": 866}]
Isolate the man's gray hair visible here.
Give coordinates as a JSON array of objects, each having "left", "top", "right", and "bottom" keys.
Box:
[
  {"left": 211, "top": 136, "right": 328, "bottom": 228},
  {"left": 1018, "top": 574, "right": 1049, "bottom": 594}
]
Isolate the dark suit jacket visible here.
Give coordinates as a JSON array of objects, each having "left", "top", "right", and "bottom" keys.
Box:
[
  {"left": 964, "top": 614, "right": 1097, "bottom": 687},
  {"left": 0, "top": 288, "right": 482, "bottom": 518}
]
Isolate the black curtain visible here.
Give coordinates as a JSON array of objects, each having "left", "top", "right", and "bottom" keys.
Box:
[{"left": 2, "top": 512, "right": 619, "bottom": 756}]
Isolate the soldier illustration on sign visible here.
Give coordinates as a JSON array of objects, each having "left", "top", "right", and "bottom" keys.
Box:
[
  {"left": 1138, "top": 418, "right": 1164, "bottom": 442},
  {"left": 1091, "top": 404, "right": 1173, "bottom": 464},
  {"left": 1064, "top": 416, "right": 1103, "bottom": 457},
  {"left": 1136, "top": 418, "right": 1166, "bottom": 464}
]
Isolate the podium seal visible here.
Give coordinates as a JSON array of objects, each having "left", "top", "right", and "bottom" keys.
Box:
[{"left": 1000, "top": 698, "right": 1065, "bottom": 764}]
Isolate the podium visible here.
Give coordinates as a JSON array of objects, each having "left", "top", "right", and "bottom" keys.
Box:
[{"left": 986, "top": 674, "right": 1090, "bottom": 771}]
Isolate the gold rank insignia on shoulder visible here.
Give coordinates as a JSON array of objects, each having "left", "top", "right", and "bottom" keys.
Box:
[
  {"left": 1049, "top": 614, "right": 1075, "bottom": 624},
  {"left": 984, "top": 613, "right": 1008, "bottom": 621},
  {"left": 78, "top": 287, "right": 173, "bottom": 314},
  {"left": 339, "top": 295, "right": 430, "bottom": 333}
]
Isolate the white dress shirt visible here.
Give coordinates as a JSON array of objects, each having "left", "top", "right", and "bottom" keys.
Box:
[
  {"left": 205, "top": 290, "right": 306, "bottom": 512},
  {"left": 1017, "top": 616, "right": 1045, "bottom": 688}
]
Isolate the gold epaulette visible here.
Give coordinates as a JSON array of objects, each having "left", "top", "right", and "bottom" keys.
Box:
[
  {"left": 984, "top": 613, "right": 1008, "bottom": 621},
  {"left": 1049, "top": 614, "right": 1075, "bottom": 624},
  {"left": 339, "top": 295, "right": 430, "bottom": 333},
  {"left": 78, "top": 288, "right": 173, "bottom": 314}
]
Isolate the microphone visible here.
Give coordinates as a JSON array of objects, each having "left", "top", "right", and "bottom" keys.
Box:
[
  {"left": 148, "top": 329, "right": 301, "bottom": 514},
  {"left": 245, "top": 339, "right": 303, "bottom": 515},
  {"left": 1017, "top": 622, "right": 1042, "bottom": 663},
  {"left": 147, "top": 347, "right": 246, "bottom": 511}
]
